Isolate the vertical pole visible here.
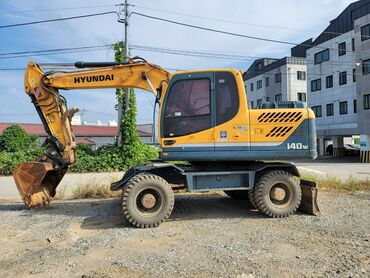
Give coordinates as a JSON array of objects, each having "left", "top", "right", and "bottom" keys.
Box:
[
  {"left": 117, "top": 1, "right": 129, "bottom": 144},
  {"left": 124, "top": 0, "right": 130, "bottom": 111}
]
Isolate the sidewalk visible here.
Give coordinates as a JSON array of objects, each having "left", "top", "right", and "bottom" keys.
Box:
[
  {"left": 0, "top": 172, "right": 123, "bottom": 200},
  {"left": 294, "top": 156, "right": 370, "bottom": 180}
]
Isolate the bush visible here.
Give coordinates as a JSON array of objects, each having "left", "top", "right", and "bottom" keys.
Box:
[
  {"left": 0, "top": 125, "right": 40, "bottom": 152},
  {"left": 0, "top": 124, "right": 159, "bottom": 175},
  {"left": 0, "top": 125, "right": 44, "bottom": 175},
  {"left": 69, "top": 143, "right": 158, "bottom": 173},
  {"left": 0, "top": 148, "right": 44, "bottom": 175}
]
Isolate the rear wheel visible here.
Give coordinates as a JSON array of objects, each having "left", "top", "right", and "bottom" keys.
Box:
[
  {"left": 122, "top": 173, "right": 174, "bottom": 228},
  {"left": 224, "top": 190, "right": 249, "bottom": 200},
  {"left": 254, "top": 170, "right": 301, "bottom": 218}
]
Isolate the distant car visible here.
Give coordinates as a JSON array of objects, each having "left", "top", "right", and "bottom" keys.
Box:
[
  {"left": 326, "top": 144, "right": 360, "bottom": 156},
  {"left": 344, "top": 144, "right": 360, "bottom": 156}
]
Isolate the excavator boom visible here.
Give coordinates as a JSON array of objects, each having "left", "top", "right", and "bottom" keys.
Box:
[{"left": 14, "top": 58, "right": 170, "bottom": 208}]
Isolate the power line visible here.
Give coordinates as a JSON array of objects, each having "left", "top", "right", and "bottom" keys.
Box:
[
  {"left": 130, "top": 45, "right": 260, "bottom": 61},
  {"left": 131, "top": 4, "right": 366, "bottom": 39},
  {"left": 131, "top": 12, "right": 370, "bottom": 56},
  {"left": 130, "top": 45, "right": 361, "bottom": 67},
  {"left": 0, "top": 11, "right": 120, "bottom": 29},
  {"left": 0, "top": 4, "right": 117, "bottom": 15},
  {"left": 0, "top": 47, "right": 112, "bottom": 60},
  {"left": 0, "top": 44, "right": 112, "bottom": 56}
]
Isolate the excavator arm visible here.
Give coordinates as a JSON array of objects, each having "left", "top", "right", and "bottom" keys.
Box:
[{"left": 14, "top": 58, "right": 171, "bottom": 208}]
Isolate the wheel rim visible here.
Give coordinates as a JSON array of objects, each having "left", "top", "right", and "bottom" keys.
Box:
[
  {"left": 136, "top": 188, "right": 162, "bottom": 214},
  {"left": 269, "top": 182, "right": 291, "bottom": 207}
]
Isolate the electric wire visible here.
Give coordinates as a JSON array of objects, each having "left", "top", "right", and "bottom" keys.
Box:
[
  {"left": 131, "top": 12, "right": 370, "bottom": 55},
  {"left": 0, "top": 4, "right": 117, "bottom": 15},
  {"left": 0, "top": 11, "right": 120, "bottom": 29},
  {"left": 131, "top": 4, "right": 367, "bottom": 39}
]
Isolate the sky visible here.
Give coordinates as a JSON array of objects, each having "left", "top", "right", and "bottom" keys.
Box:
[{"left": 0, "top": 0, "right": 355, "bottom": 125}]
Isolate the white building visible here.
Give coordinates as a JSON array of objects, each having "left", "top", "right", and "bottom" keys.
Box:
[
  {"left": 306, "top": 0, "right": 370, "bottom": 162},
  {"left": 244, "top": 56, "right": 308, "bottom": 109}
]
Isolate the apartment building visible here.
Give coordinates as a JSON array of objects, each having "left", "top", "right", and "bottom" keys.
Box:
[
  {"left": 243, "top": 56, "right": 308, "bottom": 109},
  {"left": 306, "top": 0, "right": 370, "bottom": 162}
]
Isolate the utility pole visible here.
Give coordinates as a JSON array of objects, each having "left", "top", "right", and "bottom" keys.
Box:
[
  {"left": 123, "top": 0, "right": 130, "bottom": 111},
  {"left": 117, "top": 0, "right": 130, "bottom": 144}
]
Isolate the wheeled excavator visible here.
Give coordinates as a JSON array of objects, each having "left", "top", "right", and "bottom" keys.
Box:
[{"left": 13, "top": 57, "right": 320, "bottom": 228}]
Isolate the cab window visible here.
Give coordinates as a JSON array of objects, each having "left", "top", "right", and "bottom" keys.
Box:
[
  {"left": 163, "top": 78, "right": 211, "bottom": 137},
  {"left": 215, "top": 72, "right": 239, "bottom": 125}
]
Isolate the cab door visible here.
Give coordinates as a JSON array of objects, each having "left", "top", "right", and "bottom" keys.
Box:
[
  {"left": 213, "top": 71, "right": 250, "bottom": 152},
  {"left": 160, "top": 72, "right": 215, "bottom": 153}
]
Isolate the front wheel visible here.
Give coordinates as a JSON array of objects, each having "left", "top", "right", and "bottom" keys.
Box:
[
  {"left": 122, "top": 173, "right": 174, "bottom": 228},
  {"left": 254, "top": 170, "right": 301, "bottom": 218}
]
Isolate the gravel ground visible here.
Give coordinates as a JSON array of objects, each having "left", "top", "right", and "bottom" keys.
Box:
[{"left": 0, "top": 191, "right": 369, "bottom": 278}]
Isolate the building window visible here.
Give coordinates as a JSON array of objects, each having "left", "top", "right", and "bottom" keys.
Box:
[
  {"left": 297, "top": 92, "right": 306, "bottom": 102},
  {"left": 275, "top": 94, "right": 282, "bottom": 101},
  {"left": 311, "top": 79, "right": 321, "bottom": 92},
  {"left": 312, "top": 105, "right": 322, "bottom": 117},
  {"left": 265, "top": 77, "right": 269, "bottom": 86},
  {"left": 353, "top": 68, "right": 356, "bottom": 82},
  {"left": 250, "top": 101, "right": 254, "bottom": 109},
  {"left": 326, "top": 75, "right": 333, "bottom": 88},
  {"left": 361, "top": 24, "right": 370, "bottom": 41},
  {"left": 352, "top": 38, "right": 355, "bottom": 51},
  {"left": 257, "top": 80, "right": 262, "bottom": 89},
  {"left": 353, "top": 99, "right": 357, "bottom": 114},
  {"left": 297, "top": 71, "right": 306, "bottom": 80},
  {"left": 257, "top": 99, "right": 262, "bottom": 107},
  {"left": 256, "top": 62, "right": 263, "bottom": 71},
  {"left": 362, "top": 59, "right": 370, "bottom": 75},
  {"left": 266, "top": 96, "right": 270, "bottom": 102},
  {"left": 314, "top": 49, "right": 330, "bottom": 64},
  {"left": 275, "top": 73, "right": 281, "bottom": 83},
  {"left": 250, "top": 83, "right": 254, "bottom": 91},
  {"left": 339, "top": 71, "right": 347, "bottom": 85},
  {"left": 339, "top": 101, "right": 348, "bottom": 115},
  {"left": 326, "top": 103, "right": 334, "bottom": 116},
  {"left": 364, "top": 94, "right": 370, "bottom": 110},
  {"left": 338, "top": 42, "right": 346, "bottom": 56}
]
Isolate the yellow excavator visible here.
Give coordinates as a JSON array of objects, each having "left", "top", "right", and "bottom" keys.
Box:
[{"left": 14, "top": 57, "right": 320, "bottom": 228}]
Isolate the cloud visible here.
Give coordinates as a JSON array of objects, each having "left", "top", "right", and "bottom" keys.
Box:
[{"left": 0, "top": 0, "right": 355, "bottom": 124}]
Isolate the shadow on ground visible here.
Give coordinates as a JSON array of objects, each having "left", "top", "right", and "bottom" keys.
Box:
[{"left": 0, "top": 193, "right": 264, "bottom": 230}]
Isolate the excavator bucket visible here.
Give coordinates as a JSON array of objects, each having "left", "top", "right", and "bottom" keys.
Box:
[
  {"left": 13, "top": 162, "right": 66, "bottom": 209},
  {"left": 299, "top": 179, "right": 321, "bottom": 216}
]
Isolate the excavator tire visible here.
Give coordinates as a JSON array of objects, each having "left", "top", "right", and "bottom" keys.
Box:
[
  {"left": 224, "top": 190, "right": 249, "bottom": 200},
  {"left": 254, "top": 170, "right": 301, "bottom": 218},
  {"left": 121, "top": 173, "right": 174, "bottom": 228},
  {"left": 248, "top": 189, "right": 257, "bottom": 209}
]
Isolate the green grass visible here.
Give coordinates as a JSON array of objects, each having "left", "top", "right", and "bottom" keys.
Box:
[
  {"left": 301, "top": 173, "right": 370, "bottom": 192},
  {"left": 57, "top": 172, "right": 370, "bottom": 200},
  {"left": 72, "top": 182, "right": 121, "bottom": 199}
]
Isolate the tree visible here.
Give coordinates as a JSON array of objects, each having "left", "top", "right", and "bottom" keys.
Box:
[{"left": 112, "top": 41, "right": 150, "bottom": 164}]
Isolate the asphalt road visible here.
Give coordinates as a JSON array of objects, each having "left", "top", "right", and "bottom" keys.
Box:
[{"left": 293, "top": 156, "right": 370, "bottom": 180}]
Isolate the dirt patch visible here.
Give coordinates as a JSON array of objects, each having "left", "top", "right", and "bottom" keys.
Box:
[{"left": 0, "top": 192, "right": 369, "bottom": 277}]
